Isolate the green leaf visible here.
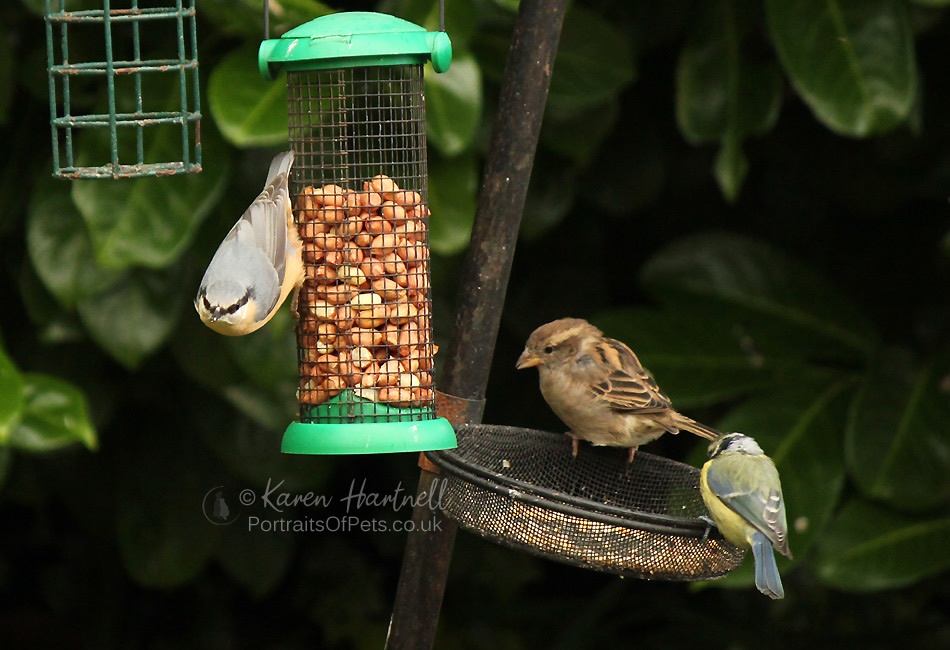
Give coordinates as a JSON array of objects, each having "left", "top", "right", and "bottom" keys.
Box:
[
  {"left": 172, "top": 306, "right": 298, "bottom": 432},
  {"left": 814, "top": 498, "right": 950, "bottom": 591},
  {"left": 846, "top": 348, "right": 950, "bottom": 511},
  {"left": 0, "top": 23, "right": 12, "bottom": 125},
  {"left": 0, "top": 346, "right": 24, "bottom": 444},
  {"left": 712, "top": 135, "right": 749, "bottom": 203},
  {"left": 27, "top": 175, "right": 123, "bottom": 308},
  {"left": 199, "top": 407, "right": 334, "bottom": 494},
  {"left": 540, "top": 100, "right": 621, "bottom": 167},
  {"left": 208, "top": 46, "right": 289, "bottom": 148},
  {"left": 640, "top": 233, "right": 878, "bottom": 357},
  {"left": 198, "top": 0, "right": 334, "bottom": 39},
  {"left": 0, "top": 447, "right": 11, "bottom": 490},
  {"left": 384, "top": 0, "right": 483, "bottom": 49},
  {"left": 583, "top": 113, "right": 669, "bottom": 217},
  {"left": 425, "top": 52, "right": 483, "bottom": 156},
  {"left": 592, "top": 304, "right": 806, "bottom": 409},
  {"left": 765, "top": 0, "right": 917, "bottom": 136},
  {"left": 469, "top": 23, "right": 514, "bottom": 86},
  {"left": 8, "top": 374, "right": 97, "bottom": 451},
  {"left": 215, "top": 513, "right": 295, "bottom": 597},
  {"left": 71, "top": 122, "right": 229, "bottom": 270},
  {"left": 546, "top": 6, "right": 637, "bottom": 118},
  {"left": 676, "top": 0, "right": 781, "bottom": 200},
  {"left": 117, "top": 430, "right": 218, "bottom": 588},
  {"left": 491, "top": 0, "right": 520, "bottom": 11},
  {"left": 19, "top": 0, "right": 101, "bottom": 17},
  {"left": 519, "top": 161, "right": 578, "bottom": 240},
  {"left": 17, "top": 263, "right": 86, "bottom": 344},
  {"left": 76, "top": 268, "right": 187, "bottom": 369},
  {"left": 677, "top": 1, "right": 781, "bottom": 143},
  {"left": 699, "top": 375, "right": 852, "bottom": 589},
  {"left": 428, "top": 152, "right": 478, "bottom": 255}
]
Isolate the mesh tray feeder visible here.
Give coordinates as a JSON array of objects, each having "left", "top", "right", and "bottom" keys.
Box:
[{"left": 427, "top": 424, "right": 746, "bottom": 581}]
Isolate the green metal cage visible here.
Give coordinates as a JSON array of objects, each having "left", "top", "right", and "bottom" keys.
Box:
[{"left": 44, "top": 0, "right": 201, "bottom": 179}]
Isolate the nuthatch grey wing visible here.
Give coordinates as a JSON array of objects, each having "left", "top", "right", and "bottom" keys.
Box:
[
  {"left": 700, "top": 432, "right": 792, "bottom": 599},
  {"left": 195, "top": 150, "right": 304, "bottom": 336}
]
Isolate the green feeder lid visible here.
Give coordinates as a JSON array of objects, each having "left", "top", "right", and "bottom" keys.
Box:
[
  {"left": 281, "top": 391, "right": 457, "bottom": 455},
  {"left": 259, "top": 11, "right": 452, "bottom": 80}
]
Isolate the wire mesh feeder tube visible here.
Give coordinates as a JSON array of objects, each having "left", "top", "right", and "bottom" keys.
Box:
[
  {"left": 427, "top": 424, "right": 747, "bottom": 581},
  {"left": 44, "top": 0, "right": 201, "bottom": 179},
  {"left": 262, "top": 13, "right": 456, "bottom": 455}
]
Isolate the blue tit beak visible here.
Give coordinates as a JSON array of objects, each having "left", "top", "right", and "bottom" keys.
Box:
[{"left": 210, "top": 307, "right": 226, "bottom": 322}]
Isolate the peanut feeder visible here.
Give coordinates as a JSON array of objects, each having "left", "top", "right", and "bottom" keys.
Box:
[{"left": 259, "top": 12, "right": 456, "bottom": 455}]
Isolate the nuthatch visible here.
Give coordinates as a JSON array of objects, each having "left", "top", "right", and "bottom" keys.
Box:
[
  {"left": 195, "top": 150, "right": 304, "bottom": 336},
  {"left": 700, "top": 432, "right": 792, "bottom": 599}
]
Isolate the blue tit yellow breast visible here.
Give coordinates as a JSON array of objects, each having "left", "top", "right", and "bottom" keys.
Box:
[{"left": 700, "top": 462, "right": 756, "bottom": 549}]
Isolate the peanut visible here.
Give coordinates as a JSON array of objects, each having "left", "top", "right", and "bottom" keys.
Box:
[
  {"left": 337, "top": 265, "right": 367, "bottom": 287},
  {"left": 358, "top": 190, "right": 383, "bottom": 209},
  {"left": 315, "top": 184, "right": 346, "bottom": 208},
  {"left": 369, "top": 174, "right": 399, "bottom": 197},
  {"left": 355, "top": 304, "right": 387, "bottom": 329},
  {"left": 380, "top": 201, "right": 407, "bottom": 223},
  {"left": 370, "top": 232, "right": 399, "bottom": 256},
  {"left": 295, "top": 172, "right": 438, "bottom": 412},
  {"left": 318, "top": 283, "right": 357, "bottom": 306},
  {"left": 365, "top": 215, "right": 393, "bottom": 235},
  {"left": 359, "top": 256, "right": 386, "bottom": 281},
  {"left": 311, "top": 265, "right": 338, "bottom": 284},
  {"left": 388, "top": 302, "right": 418, "bottom": 325},
  {"left": 371, "top": 278, "right": 404, "bottom": 303},
  {"left": 350, "top": 291, "right": 382, "bottom": 311},
  {"left": 349, "top": 326, "right": 382, "bottom": 348},
  {"left": 376, "top": 359, "right": 402, "bottom": 386}
]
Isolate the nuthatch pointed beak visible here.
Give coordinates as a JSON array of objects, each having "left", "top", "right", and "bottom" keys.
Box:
[{"left": 516, "top": 350, "right": 540, "bottom": 370}]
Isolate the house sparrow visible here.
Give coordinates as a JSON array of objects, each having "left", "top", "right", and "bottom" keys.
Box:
[{"left": 516, "top": 318, "right": 721, "bottom": 461}]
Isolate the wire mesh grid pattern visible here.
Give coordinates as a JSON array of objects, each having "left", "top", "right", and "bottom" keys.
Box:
[
  {"left": 427, "top": 425, "right": 747, "bottom": 580},
  {"left": 44, "top": 0, "right": 201, "bottom": 178},
  {"left": 288, "top": 66, "right": 438, "bottom": 424}
]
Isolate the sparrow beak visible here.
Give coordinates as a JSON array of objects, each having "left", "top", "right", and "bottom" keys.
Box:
[{"left": 516, "top": 350, "right": 541, "bottom": 370}]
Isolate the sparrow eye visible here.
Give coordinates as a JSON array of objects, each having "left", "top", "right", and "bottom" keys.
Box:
[{"left": 543, "top": 345, "right": 554, "bottom": 354}]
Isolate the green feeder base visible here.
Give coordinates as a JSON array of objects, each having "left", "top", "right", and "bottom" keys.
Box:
[{"left": 282, "top": 392, "right": 457, "bottom": 455}]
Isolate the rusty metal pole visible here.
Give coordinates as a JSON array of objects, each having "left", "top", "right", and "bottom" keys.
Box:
[{"left": 385, "top": 0, "right": 569, "bottom": 647}]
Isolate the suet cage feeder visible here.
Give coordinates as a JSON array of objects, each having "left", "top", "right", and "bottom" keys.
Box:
[
  {"left": 427, "top": 425, "right": 746, "bottom": 580},
  {"left": 259, "top": 12, "right": 456, "bottom": 456},
  {"left": 44, "top": 0, "right": 201, "bottom": 179}
]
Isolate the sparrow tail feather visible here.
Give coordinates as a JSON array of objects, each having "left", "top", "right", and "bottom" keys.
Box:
[{"left": 671, "top": 413, "right": 721, "bottom": 441}]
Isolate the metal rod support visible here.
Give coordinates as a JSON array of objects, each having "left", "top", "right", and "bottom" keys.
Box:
[{"left": 386, "top": 0, "right": 569, "bottom": 647}]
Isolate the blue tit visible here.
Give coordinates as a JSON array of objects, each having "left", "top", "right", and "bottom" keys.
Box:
[
  {"left": 195, "top": 150, "right": 305, "bottom": 336},
  {"left": 700, "top": 432, "right": 792, "bottom": 599}
]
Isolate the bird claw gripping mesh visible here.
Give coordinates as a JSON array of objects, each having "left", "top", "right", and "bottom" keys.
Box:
[{"left": 427, "top": 424, "right": 746, "bottom": 581}]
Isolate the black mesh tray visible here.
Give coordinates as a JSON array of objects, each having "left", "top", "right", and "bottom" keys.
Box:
[{"left": 426, "top": 424, "right": 745, "bottom": 581}]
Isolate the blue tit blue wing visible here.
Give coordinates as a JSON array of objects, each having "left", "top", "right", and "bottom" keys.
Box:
[
  {"left": 705, "top": 454, "right": 790, "bottom": 557},
  {"left": 585, "top": 338, "right": 673, "bottom": 414}
]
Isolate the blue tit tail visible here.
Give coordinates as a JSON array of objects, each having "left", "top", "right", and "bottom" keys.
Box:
[{"left": 751, "top": 531, "right": 785, "bottom": 599}]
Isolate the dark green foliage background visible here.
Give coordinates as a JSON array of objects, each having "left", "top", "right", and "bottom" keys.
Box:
[{"left": 1, "top": 0, "right": 948, "bottom": 647}]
